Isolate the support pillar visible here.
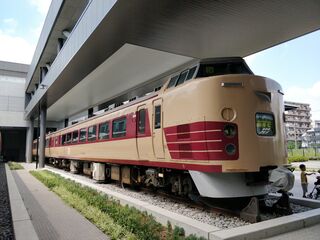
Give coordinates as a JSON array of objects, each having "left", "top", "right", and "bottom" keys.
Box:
[
  {"left": 25, "top": 119, "right": 34, "bottom": 163},
  {"left": 39, "top": 106, "right": 47, "bottom": 168}
]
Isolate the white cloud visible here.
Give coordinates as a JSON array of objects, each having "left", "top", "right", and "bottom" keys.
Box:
[
  {"left": 0, "top": 30, "right": 35, "bottom": 64},
  {"left": 2, "top": 18, "right": 18, "bottom": 34},
  {"left": 28, "top": 0, "right": 51, "bottom": 15},
  {"left": 284, "top": 81, "right": 320, "bottom": 121}
]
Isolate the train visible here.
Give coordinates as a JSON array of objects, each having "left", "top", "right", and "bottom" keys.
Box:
[{"left": 33, "top": 57, "right": 291, "bottom": 199}]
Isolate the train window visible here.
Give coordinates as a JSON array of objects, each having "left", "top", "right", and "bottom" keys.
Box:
[
  {"left": 154, "top": 105, "right": 161, "bottom": 129},
  {"left": 98, "top": 122, "right": 109, "bottom": 140},
  {"left": 66, "top": 133, "right": 72, "bottom": 144},
  {"left": 55, "top": 137, "right": 59, "bottom": 146},
  {"left": 176, "top": 70, "right": 189, "bottom": 86},
  {"left": 79, "top": 128, "right": 87, "bottom": 142},
  {"left": 196, "top": 61, "right": 252, "bottom": 78},
  {"left": 138, "top": 109, "right": 146, "bottom": 134},
  {"left": 186, "top": 66, "right": 197, "bottom": 81},
  {"left": 167, "top": 75, "right": 179, "bottom": 89},
  {"left": 112, "top": 118, "right": 126, "bottom": 138},
  {"left": 62, "top": 134, "right": 66, "bottom": 145},
  {"left": 88, "top": 126, "right": 97, "bottom": 141},
  {"left": 72, "top": 130, "right": 79, "bottom": 143},
  {"left": 45, "top": 139, "right": 49, "bottom": 148}
]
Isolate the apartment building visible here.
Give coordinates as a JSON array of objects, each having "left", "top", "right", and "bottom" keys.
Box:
[
  {"left": 302, "top": 120, "right": 320, "bottom": 148},
  {"left": 284, "top": 101, "right": 312, "bottom": 146}
]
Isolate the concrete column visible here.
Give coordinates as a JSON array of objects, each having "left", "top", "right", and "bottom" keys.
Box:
[
  {"left": 39, "top": 106, "right": 47, "bottom": 168},
  {"left": 25, "top": 119, "right": 34, "bottom": 163}
]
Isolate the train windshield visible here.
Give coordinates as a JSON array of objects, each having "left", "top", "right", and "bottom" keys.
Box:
[{"left": 196, "top": 61, "right": 252, "bottom": 78}]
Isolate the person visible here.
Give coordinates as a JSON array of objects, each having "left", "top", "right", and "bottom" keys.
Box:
[{"left": 299, "top": 164, "right": 315, "bottom": 198}]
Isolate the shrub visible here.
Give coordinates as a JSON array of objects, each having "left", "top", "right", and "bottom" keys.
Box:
[
  {"left": 287, "top": 156, "right": 309, "bottom": 163},
  {"left": 8, "top": 162, "right": 24, "bottom": 170}
]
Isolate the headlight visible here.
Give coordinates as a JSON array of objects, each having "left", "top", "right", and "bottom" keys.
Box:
[
  {"left": 225, "top": 144, "right": 236, "bottom": 155},
  {"left": 223, "top": 124, "right": 236, "bottom": 137}
]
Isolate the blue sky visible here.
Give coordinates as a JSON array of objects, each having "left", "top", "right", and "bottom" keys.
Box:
[
  {"left": 0, "top": 0, "right": 319, "bottom": 121},
  {"left": 0, "top": 0, "right": 50, "bottom": 63}
]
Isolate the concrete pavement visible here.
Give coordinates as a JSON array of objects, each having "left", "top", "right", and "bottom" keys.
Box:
[{"left": 12, "top": 168, "right": 109, "bottom": 240}]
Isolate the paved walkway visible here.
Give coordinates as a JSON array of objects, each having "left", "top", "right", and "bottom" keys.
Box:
[
  {"left": 291, "top": 161, "right": 320, "bottom": 197},
  {"left": 265, "top": 222, "right": 320, "bottom": 240},
  {"left": 12, "top": 169, "right": 108, "bottom": 240}
]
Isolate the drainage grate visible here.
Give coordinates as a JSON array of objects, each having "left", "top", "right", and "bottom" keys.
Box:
[{"left": 0, "top": 163, "right": 15, "bottom": 240}]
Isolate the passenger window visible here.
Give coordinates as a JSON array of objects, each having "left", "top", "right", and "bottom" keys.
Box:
[
  {"left": 99, "top": 122, "right": 109, "bottom": 140},
  {"left": 138, "top": 109, "right": 146, "bottom": 134},
  {"left": 88, "top": 126, "right": 97, "bottom": 141},
  {"left": 66, "top": 133, "right": 72, "bottom": 144},
  {"left": 186, "top": 66, "right": 197, "bottom": 81},
  {"left": 176, "top": 70, "right": 189, "bottom": 86},
  {"left": 79, "top": 128, "right": 87, "bottom": 142},
  {"left": 167, "top": 75, "right": 179, "bottom": 89},
  {"left": 45, "top": 139, "right": 49, "bottom": 148},
  {"left": 72, "top": 130, "right": 79, "bottom": 143},
  {"left": 154, "top": 105, "right": 161, "bottom": 129},
  {"left": 62, "top": 135, "right": 66, "bottom": 145},
  {"left": 112, "top": 118, "right": 126, "bottom": 138},
  {"left": 55, "top": 137, "right": 59, "bottom": 146}
]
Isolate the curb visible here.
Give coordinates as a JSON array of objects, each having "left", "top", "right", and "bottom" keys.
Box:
[{"left": 5, "top": 164, "right": 39, "bottom": 240}]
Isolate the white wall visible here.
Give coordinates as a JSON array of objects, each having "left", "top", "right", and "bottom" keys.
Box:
[{"left": 0, "top": 75, "right": 27, "bottom": 127}]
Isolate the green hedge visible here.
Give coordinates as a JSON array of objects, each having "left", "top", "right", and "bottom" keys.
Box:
[
  {"left": 8, "top": 162, "right": 24, "bottom": 170},
  {"left": 287, "top": 156, "right": 309, "bottom": 163}
]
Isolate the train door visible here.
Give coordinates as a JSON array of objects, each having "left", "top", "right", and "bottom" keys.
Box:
[
  {"left": 136, "top": 105, "right": 149, "bottom": 159},
  {"left": 152, "top": 99, "right": 165, "bottom": 159}
]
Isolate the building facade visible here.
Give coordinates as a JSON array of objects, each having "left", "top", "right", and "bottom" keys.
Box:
[
  {"left": 0, "top": 61, "right": 29, "bottom": 161},
  {"left": 302, "top": 120, "right": 320, "bottom": 148},
  {"left": 284, "top": 101, "right": 312, "bottom": 147}
]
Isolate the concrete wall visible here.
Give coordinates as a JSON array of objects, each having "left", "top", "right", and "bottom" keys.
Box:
[{"left": 0, "top": 63, "right": 28, "bottom": 128}]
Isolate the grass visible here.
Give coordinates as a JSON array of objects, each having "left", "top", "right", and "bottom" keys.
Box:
[
  {"left": 287, "top": 148, "right": 320, "bottom": 158},
  {"left": 30, "top": 170, "right": 206, "bottom": 240},
  {"left": 8, "top": 162, "right": 24, "bottom": 170}
]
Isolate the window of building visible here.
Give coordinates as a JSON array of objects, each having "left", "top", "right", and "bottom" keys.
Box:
[
  {"left": 112, "top": 118, "right": 126, "bottom": 138},
  {"left": 98, "top": 122, "right": 109, "bottom": 140},
  {"left": 79, "top": 128, "right": 87, "bottom": 142},
  {"left": 154, "top": 105, "right": 161, "bottom": 129},
  {"left": 138, "top": 109, "right": 146, "bottom": 134},
  {"left": 88, "top": 126, "right": 97, "bottom": 141},
  {"left": 72, "top": 130, "right": 79, "bottom": 143}
]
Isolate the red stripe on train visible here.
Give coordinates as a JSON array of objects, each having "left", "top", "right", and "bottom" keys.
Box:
[{"left": 164, "top": 121, "right": 239, "bottom": 160}]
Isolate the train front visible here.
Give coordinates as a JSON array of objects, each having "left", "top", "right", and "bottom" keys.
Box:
[{"left": 165, "top": 58, "right": 293, "bottom": 198}]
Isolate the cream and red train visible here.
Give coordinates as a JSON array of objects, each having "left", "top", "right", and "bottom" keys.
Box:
[{"left": 33, "top": 57, "right": 287, "bottom": 198}]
